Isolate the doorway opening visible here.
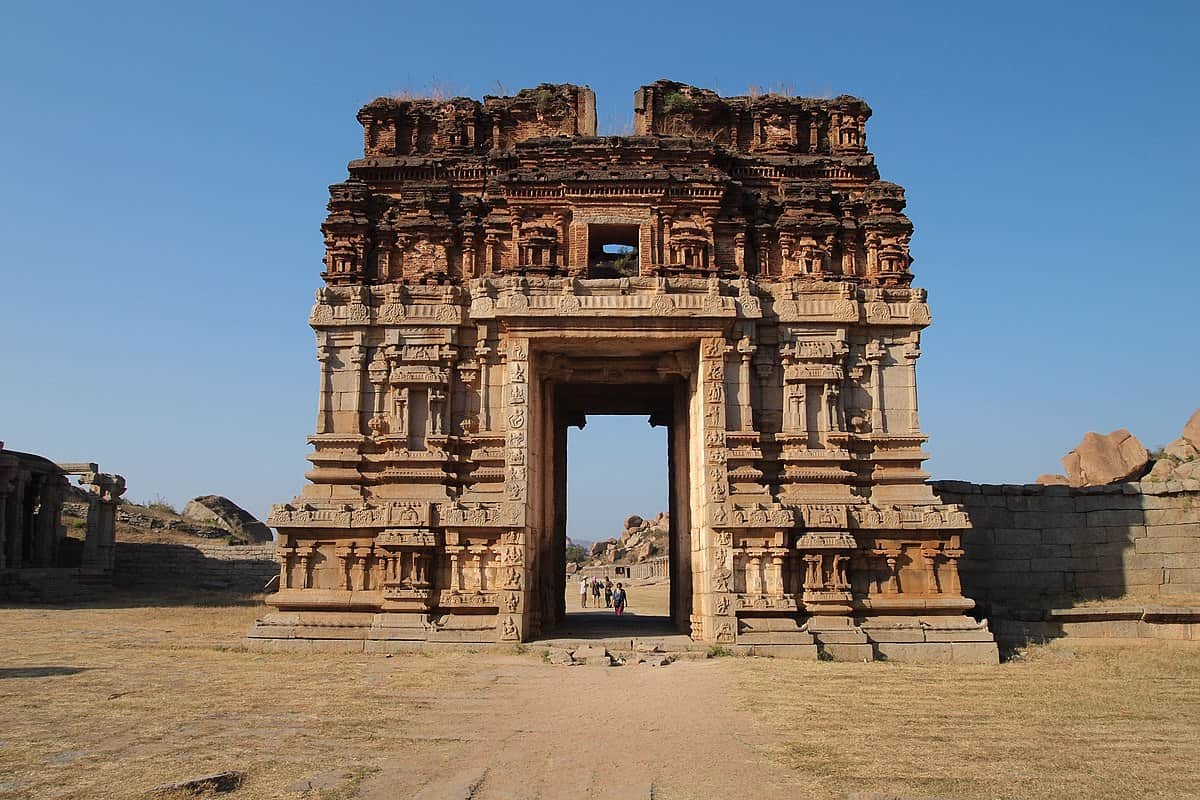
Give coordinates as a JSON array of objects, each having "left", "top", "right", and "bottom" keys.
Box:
[
  {"left": 564, "top": 415, "right": 668, "bottom": 632},
  {"left": 535, "top": 376, "right": 695, "bottom": 640}
]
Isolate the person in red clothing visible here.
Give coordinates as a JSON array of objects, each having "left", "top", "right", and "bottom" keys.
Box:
[{"left": 612, "top": 582, "right": 628, "bottom": 616}]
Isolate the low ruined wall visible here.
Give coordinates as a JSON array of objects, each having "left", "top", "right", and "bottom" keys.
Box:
[
  {"left": 932, "top": 479, "right": 1200, "bottom": 612},
  {"left": 114, "top": 542, "right": 277, "bottom": 592}
]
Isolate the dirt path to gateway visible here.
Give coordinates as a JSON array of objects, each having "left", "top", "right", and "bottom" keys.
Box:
[{"left": 356, "top": 655, "right": 800, "bottom": 800}]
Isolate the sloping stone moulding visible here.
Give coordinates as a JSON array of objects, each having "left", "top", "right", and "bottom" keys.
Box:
[{"left": 248, "top": 80, "right": 997, "bottom": 663}]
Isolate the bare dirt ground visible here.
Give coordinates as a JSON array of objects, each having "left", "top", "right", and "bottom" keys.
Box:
[{"left": 2, "top": 593, "right": 1198, "bottom": 800}]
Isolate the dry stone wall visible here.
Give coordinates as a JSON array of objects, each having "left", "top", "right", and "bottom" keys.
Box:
[
  {"left": 114, "top": 542, "right": 277, "bottom": 593},
  {"left": 932, "top": 479, "right": 1200, "bottom": 612}
]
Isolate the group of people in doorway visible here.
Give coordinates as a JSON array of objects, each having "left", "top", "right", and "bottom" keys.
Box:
[{"left": 578, "top": 574, "right": 628, "bottom": 615}]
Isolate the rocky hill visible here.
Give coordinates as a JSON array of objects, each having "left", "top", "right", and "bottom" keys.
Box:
[{"left": 585, "top": 512, "right": 669, "bottom": 565}]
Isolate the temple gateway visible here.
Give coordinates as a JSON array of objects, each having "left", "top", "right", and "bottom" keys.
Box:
[{"left": 250, "top": 81, "right": 998, "bottom": 663}]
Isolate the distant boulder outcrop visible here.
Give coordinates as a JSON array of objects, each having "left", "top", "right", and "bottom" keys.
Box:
[
  {"left": 1060, "top": 429, "right": 1151, "bottom": 487},
  {"left": 1146, "top": 408, "right": 1200, "bottom": 482},
  {"left": 181, "top": 495, "right": 273, "bottom": 543}
]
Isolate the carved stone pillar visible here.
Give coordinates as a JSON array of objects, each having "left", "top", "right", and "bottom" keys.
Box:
[
  {"left": 866, "top": 341, "right": 886, "bottom": 434},
  {"left": 336, "top": 546, "right": 352, "bottom": 590},
  {"left": 462, "top": 234, "right": 477, "bottom": 279},
  {"left": 769, "top": 552, "right": 786, "bottom": 596},
  {"left": 484, "top": 234, "right": 497, "bottom": 275},
  {"left": 315, "top": 337, "right": 334, "bottom": 434},
  {"left": 367, "top": 354, "right": 389, "bottom": 436},
  {"left": 477, "top": 336, "right": 492, "bottom": 431},
  {"left": 737, "top": 335, "right": 755, "bottom": 431},
  {"left": 348, "top": 344, "right": 368, "bottom": 435},
  {"left": 81, "top": 472, "right": 126, "bottom": 577},
  {"left": 0, "top": 454, "right": 17, "bottom": 570},
  {"left": 281, "top": 542, "right": 297, "bottom": 589},
  {"left": 942, "top": 547, "right": 963, "bottom": 594},
  {"left": 357, "top": 547, "right": 371, "bottom": 591},
  {"left": 922, "top": 548, "right": 941, "bottom": 594},
  {"left": 903, "top": 340, "right": 922, "bottom": 433}
]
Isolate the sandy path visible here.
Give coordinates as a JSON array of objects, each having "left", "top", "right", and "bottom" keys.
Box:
[{"left": 357, "top": 655, "right": 800, "bottom": 800}]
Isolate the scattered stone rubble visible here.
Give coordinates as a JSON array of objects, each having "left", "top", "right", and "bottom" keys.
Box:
[
  {"left": 150, "top": 770, "right": 242, "bottom": 796},
  {"left": 544, "top": 644, "right": 673, "bottom": 667}
]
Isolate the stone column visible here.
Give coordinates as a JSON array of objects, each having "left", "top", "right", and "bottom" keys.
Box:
[
  {"left": 34, "top": 475, "right": 66, "bottom": 567},
  {"left": 315, "top": 336, "right": 334, "bottom": 434},
  {"left": 903, "top": 341, "right": 922, "bottom": 433},
  {"left": 922, "top": 548, "right": 941, "bottom": 595},
  {"left": 348, "top": 344, "right": 368, "bottom": 435},
  {"left": 462, "top": 233, "right": 477, "bottom": 279},
  {"left": 866, "top": 342, "right": 886, "bottom": 434},
  {"left": 81, "top": 472, "right": 126, "bottom": 577},
  {"left": 484, "top": 234, "right": 497, "bottom": 275},
  {"left": 0, "top": 453, "right": 18, "bottom": 570},
  {"left": 477, "top": 331, "right": 492, "bottom": 431},
  {"left": 736, "top": 335, "right": 755, "bottom": 431},
  {"left": 367, "top": 354, "right": 389, "bottom": 435}
]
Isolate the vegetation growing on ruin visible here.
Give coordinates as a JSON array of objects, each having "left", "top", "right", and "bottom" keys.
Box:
[{"left": 661, "top": 90, "right": 696, "bottom": 114}]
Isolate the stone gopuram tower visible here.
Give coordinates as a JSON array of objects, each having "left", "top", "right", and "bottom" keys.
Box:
[{"left": 251, "top": 81, "right": 998, "bottom": 663}]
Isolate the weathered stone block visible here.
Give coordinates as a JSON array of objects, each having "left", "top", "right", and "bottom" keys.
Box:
[{"left": 875, "top": 642, "right": 952, "bottom": 663}]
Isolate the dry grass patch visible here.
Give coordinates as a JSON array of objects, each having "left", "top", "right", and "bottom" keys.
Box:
[
  {"left": 736, "top": 642, "right": 1200, "bottom": 800},
  {"left": 0, "top": 598, "right": 479, "bottom": 800}
]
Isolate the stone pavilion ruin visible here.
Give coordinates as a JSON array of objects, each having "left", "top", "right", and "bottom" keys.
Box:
[{"left": 251, "top": 81, "right": 997, "bottom": 662}]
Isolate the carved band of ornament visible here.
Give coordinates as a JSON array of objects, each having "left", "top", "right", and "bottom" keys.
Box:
[
  {"left": 438, "top": 503, "right": 504, "bottom": 527},
  {"left": 485, "top": 292, "right": 737, "bottom": 317},
  {"left": 735, "top": 595, "right": 799, "bottom": 612},
  {"left": 391, "top": 367, "right": 449, "bottom": 385},
  {"left": 310, "top": 301, "right": 463, "bottom": 328},
  {"left": 847, "top": 505, "right": 969, "bottom": 530},
  {"left": 710, "top": 504, "right": 796, "bottom": 529},
  {"left": 772, "top": 298, "right": 859, "bottom": 323},
  {"left": 268, "top": 501, "right": 435, "bottom": 528},
  {"left": 784, "top": 364, "right": 844, "bottom": 382},
  {"left": 795, "top": 531, "right": 858, "bottom": 550},
  {"left": 797, "top": 504, "right": 850, "bottom": 530},
  {"left": 375, "top": 529, "right": 438, "bottom": 547},
  {"left": 437, "top": 591, "right": 500, "bottom": 609}
]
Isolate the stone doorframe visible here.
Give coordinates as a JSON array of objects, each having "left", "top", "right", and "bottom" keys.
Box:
[{"left": 511, "top": 329, "right": 735, "bottom": 641}]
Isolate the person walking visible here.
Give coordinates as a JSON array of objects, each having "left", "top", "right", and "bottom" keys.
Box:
[
  {"left": 591, "top": 576, "right": 602, "bottom": 606},
  {"left": 604, "top": 580, "right": 613, "bottom": 608},
  {"left": 613, "top": 582, "right": 628, "bottom": 617},
  {"left": 579, "top": 573, "right": 589, "bottom": 608}
]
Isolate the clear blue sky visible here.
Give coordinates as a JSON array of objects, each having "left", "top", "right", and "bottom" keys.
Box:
[{"left": 2, "top": 2, "right": 1197, "bottom": 540}]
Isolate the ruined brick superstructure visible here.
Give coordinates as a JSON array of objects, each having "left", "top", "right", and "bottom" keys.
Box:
[{"left": 252, "top": 81, "right": 997, "bottom": 662}]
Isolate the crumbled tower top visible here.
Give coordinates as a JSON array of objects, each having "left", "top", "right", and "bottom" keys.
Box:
[{"left": 323, "top": 80, "right": 912, "bottom": 288}]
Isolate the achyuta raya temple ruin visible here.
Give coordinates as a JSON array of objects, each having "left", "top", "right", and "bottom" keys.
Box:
[{"left": 251, "top": 80, "right": 998, "bottom": 663}]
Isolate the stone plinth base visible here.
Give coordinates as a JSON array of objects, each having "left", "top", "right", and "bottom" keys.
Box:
[
  {"left": 246, "top": 611, "right": 1000, "bottom": 663},
  {"left": 993, "top": 606, "right": 1200, "bottom": 646},
  {"left": 246, "top": 610, "right": 501, "bottom": 648},
  {"left": 860, "top": 615, "right": 999, "bottom": 664}
]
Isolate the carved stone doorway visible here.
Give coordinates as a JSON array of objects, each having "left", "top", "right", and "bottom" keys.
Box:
[{"left": 527, "top": 344, "right": 698, "bottom": 638}]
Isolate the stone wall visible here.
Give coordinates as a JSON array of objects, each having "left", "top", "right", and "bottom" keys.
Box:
[
  {"left": 932, "top": 479, "right": 1200, "bottom": 613},
  {"left": 114, "top": 542, "right": 277, "bottom": 593}
]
